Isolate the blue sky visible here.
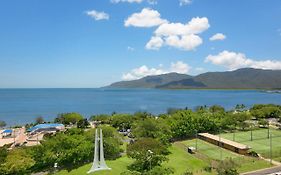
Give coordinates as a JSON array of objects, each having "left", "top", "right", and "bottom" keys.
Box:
[{"left": 0, "top": 0, "right": 281, "bottom": 88}]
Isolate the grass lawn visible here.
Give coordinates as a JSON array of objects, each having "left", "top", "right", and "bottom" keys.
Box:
[
  {"left": 220, "top": 128, "right": 281, "bottom": 161},
  {"left": 55, "top": 156, "right": 133, "bottom": 175},
  {"left": 182, "top": 139, "right": 272, "bottom": 173},
  {"left": 56, "top": 138, "right": 272, "bottom": 175},
  {"left": 56, "top": 142, "right": 213, "bottom": 175},
  {"left": 164, "top": 142, "right": 213, "bottom": 175}
]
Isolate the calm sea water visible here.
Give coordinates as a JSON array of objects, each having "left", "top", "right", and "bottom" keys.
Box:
[{"left": 0, "top": 88, "right": 280, "bottom": 125}]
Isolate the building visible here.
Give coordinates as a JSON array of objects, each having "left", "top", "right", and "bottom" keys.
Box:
[
  {"left": 1, "top": 129, "right": 12, "bottom": 138},
  {"left": 28, "top": 124, "right": 65, "bottom": 134},
  {"left": 198, "top": 133, "right": 251, "bottom": 155}
]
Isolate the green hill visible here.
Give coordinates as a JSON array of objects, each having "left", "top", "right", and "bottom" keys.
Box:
[{"left": 107, "top": 68, "right": 281, "bottom": 89}]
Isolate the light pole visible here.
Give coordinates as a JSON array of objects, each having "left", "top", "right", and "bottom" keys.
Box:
[
  {"left": 195, "top": 130, "right": 198, "bottom": 150},
  {"left": 148, "top": 150, "right": 153, "bottom": 171},
  {"left": 267, "top": 123, "right": 270, "bottom": 139},
  {"left": 270, "top": 133, "right": 272, "bottom": 165},
  {"left": 250, "top": 124, "right": 253, "bottom": 141},
  {"left": 54, "top": 162, "right": 58, "bottom": 172},
  {"left": 219, "top": 129, "right": 222, "bottom": 161}
]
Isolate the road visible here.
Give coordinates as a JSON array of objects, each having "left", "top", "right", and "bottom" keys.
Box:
[{"left": 242, "top": 166, "right": 281, "bottom": 175}]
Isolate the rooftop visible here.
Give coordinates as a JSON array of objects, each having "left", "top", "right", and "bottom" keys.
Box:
[
  {"left": 28, "top": 123, "right": 64, "bottom": 132},
  {"left": 199, "top": 133, "right": 250, "bottom": 150}
]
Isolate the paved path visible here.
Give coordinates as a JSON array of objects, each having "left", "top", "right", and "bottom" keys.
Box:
[{"left": 241, "top": 166, "right": 281, "bottom": 175}]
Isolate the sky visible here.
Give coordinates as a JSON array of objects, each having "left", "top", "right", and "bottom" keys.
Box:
[{"left": 0, "top": 0, "right": 281, "bottom": 88}]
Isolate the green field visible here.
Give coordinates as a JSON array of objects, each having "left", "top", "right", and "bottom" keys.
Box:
[
  {"left": 56, "top": 156, "right": 133, "bottom": 175},
  {"left": 56, "top": 139, "right": 271, "bottom": 175},
  {"left": 182, "top": 139, "right": 272, "bottom": 173},
  {"left": 220, "top": 128, "right": 281, "bottom": 161},
  {"left": 56, "top": 143, "right": 212, "bottom": 175}
]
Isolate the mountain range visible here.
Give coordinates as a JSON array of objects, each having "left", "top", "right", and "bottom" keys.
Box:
[{"left": 106, "top": 68, "right": 281, "bottom": 89}]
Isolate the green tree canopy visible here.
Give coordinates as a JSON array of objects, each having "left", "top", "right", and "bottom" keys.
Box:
[
  {"left": 77, "top": 118, "right": 90, "bottom": 129},
  {"left": 0, "top": 120, "right": 6, "bottom": 128},
  {"left": 0, "top": 149, "right": 35, "bottom": 175},
  {"left": 132, "top": 118, "right": 172, "bottom": 145},
  {"left": 35, "top": 116, "right": 44, "bottom": 124},
  {"left": 54, "top": 112, "right": 84, "bottom": 125},
  {"left": 127, "top": 138, "right": 170, "bottom": 173},
  {"left": 250, "top": 104, "right": 281, "bottom": 119},
  {"left": 111, "top": 114, "right": 134, "bottom": 131}
]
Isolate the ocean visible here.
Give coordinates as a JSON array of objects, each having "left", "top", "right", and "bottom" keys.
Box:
[{"left": 0, "top": 88, "right": 280, "bottom": 125}]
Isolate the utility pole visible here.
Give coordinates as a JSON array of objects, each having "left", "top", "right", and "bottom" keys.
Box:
[
  {"left": 250, "top": 125, "right": 253, "bottom": 141},
  {"left": 268, "top": 124, "right": 270, "bottom": 139},
  {"left": 270, "top": 133, "right": 272, "bottom": 165},
  {"left": 219, "top": 130, "right": 222, "bottom": 161},
  {"left": 195, "top": 130, "right": 198, "bottom": 150}
]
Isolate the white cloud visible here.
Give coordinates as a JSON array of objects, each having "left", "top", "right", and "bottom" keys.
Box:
[
  {"left": 125, "top": 8, "right": 210, "bottom": 51},
  {"left": 145, "top": 36, "right": 164, "bottom": 50},
  {"left": 122, "top": 61, "right": 191, "bottom": 80},
  {"left": 209, "top": 33, "right": 226, "bottom": 41},
  {"left": 127, "top": 46, "right": 135, "bottom": 51},
  {"left": 179, "top": 0, "right": 192, "bottom": 6},
  {"left": 205, "top": 50, "right": 281, "bottom": 70},
  {"left": 155, "top": 17, "right": 210, "bottom": 36},
  {"left": 124, "top": 8, "right": 168, "bottom": 27},
  {"left": 146, "top": 17, "right": 209, "bottom": 51},
  {"left": 111, "top": 0, "right": 143, "bottom": 3},
  {"left": 86, "top": 10, "right": 109, "bottom": 20},
  {"left": 170, "top": 61, "right": 191, "bottom": 73},
  {"left": 165, "top": 34, "right": 202, "bottom": 51}
]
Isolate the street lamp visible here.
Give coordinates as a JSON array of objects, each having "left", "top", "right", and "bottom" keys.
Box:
[
  {"left": 54, "top": 162, "right": 58, "bottom": 172},
  {"left": 147, "top": 150, "right": 153, "bottom": 171}
]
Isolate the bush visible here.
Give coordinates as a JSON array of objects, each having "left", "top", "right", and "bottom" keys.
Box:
[
  {"left": 248, "top": 151, "right": 259, "bottom": 157},
  {"left": 216, "top": 158, "right": 239, "bottom": 175}
]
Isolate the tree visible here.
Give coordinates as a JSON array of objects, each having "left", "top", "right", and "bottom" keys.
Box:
[
  {"left": 216, "top": 158, "right": 239, "bottom": 175},
  {"left": 89, "top": 114, "right": 112, "bottom": 124},
  {"left": 30, "top": 128, "right": 94, "bottom": 171},
  {"left": 182, "top": 171, "right": 193, "bottom": 175},
  {"left": 111, "top": 114, "right": 133, "bottom": 131},
  {"left": 235, "top": 104, "right": 246, "bottom": 112},
  {"left": 233, "top": 113, "right": 251, "bottom": 130},
  {"left": 132, "top": 118, "right": 172, "bottom": 145},
  {"left": 127, "top": 138, "right": 169, "bottom": 173},
  {"left": 77, "top": 118, "right": 90, "bottom": 129},
  {"left": 35, "top": 116, "right": 44, "bottom": 124},
  {"left": 0, "top": 120, "right": 6, "bottom": 128},
  {"left": 0, "top": 149, "right": 35, "bottom": 175},
  {"left": 258, "top": 119, "right": 269, "bottom": 128},
  {"left": 0, "top": 146, "right": 8, "bottom": 164},
  {"left": 169, "top": 110, "right": 219, "bottom": 139},
  {"left": 209, "top": 105, "right": 225, "bottom": 114},
  {"left": 144, "top": 166, "right": 174, "bottom": 175},
  {"left": 133, "top": 111, "right": 152, "bottom": 121},
  {"left": 54, "top": 113, "right": 83, "bottom": 125},
  {"left": 250, "top": 104, "right": 281, "bottom": 119}
]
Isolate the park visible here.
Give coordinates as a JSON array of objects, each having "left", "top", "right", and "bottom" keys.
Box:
[{"left": 1, "top": 104, "right": 281, "bottom": 175}]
